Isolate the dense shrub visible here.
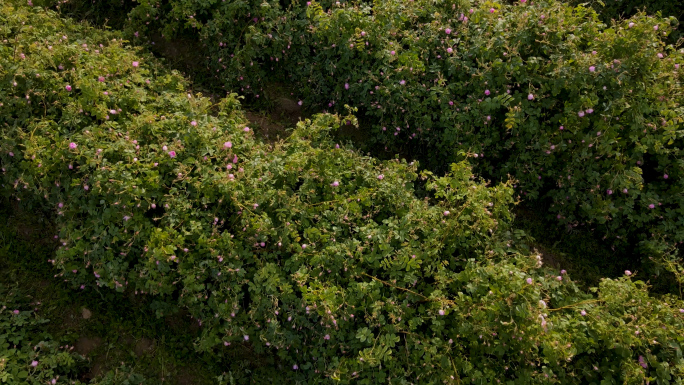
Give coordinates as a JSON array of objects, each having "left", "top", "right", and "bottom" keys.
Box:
[
  {"left": 119, "top": 0, "right": 684, "bottom": 257},
  {"left": 3, "top": 2, "right": 684, "bottom": 383}
]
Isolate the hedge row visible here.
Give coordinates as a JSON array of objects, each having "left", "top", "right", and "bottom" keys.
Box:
[
  {"left": 115, "top": 0, "right": 684, "bottom": 258},
  {"left": 2, "top": 2, "right": 684, "bottom": 383}
]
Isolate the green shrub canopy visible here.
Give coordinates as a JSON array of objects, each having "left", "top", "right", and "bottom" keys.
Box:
[
  {"left": 121, "top": 0, "right": 684, "bottom": 256},
  {"left": 1, "top": 2, "right": 684, "bottom": 383}
]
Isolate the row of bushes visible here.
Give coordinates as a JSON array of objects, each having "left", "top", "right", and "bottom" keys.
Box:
[
  {"left": 2, "top": 2, "right": 684, "bottom": 383},
  {"left": 112, "top": 0, "right": 684, "bottom": 259}
]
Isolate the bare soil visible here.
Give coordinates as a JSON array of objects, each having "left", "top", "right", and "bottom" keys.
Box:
[{"left": 75, "top": 336, "right": 103, "bottom": 356}]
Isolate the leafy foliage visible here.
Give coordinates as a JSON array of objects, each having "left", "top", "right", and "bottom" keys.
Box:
[
  {"left": 2, "top": 1, "right": 684, "bottom": 383},
  {"left": 572, "top": 0, "right": 684, "bottom": 24},
  {"left": 0, "top": 283, "right": 152, "bottom": 385},
  {"left": 0, "top": 287, "right": 80, "bottom": 384},
  {"left": 118, "top": 0, "right": 684, "bottom": 258}
]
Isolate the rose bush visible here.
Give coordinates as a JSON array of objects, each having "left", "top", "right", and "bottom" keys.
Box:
[
  {"left": 288, "top": 0, "right": 684, "bottom": 255},
  {"left": 2, "top": 2, "right": 684, "bottom": 383},
  {"left": 117, "top": 0, "right": 684, "bottom": 259}
]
